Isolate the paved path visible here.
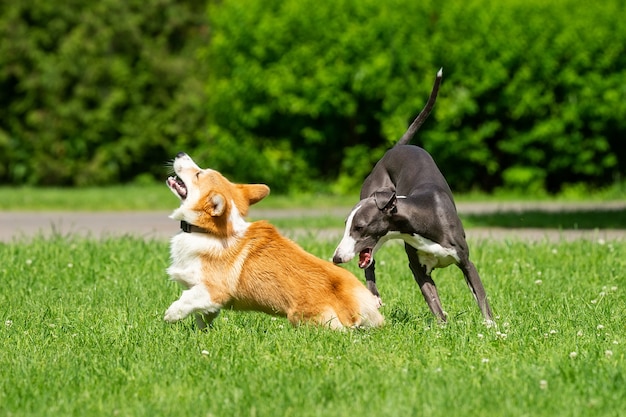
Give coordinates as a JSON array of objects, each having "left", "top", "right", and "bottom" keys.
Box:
[{"left": 1, "top": 201, "right": 625, "bottom": 243}]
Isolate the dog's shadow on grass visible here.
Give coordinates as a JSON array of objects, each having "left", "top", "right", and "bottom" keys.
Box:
[
  {"left": 385, "top": 304, "right": 440, "bottom": 328},
  {"left": 462, "top": 207, "right": 626, "bottom": 229}
]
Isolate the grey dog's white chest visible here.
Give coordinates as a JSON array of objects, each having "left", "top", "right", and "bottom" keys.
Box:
[{"left": 375, "top": 232, "right": 459, "bottom": 274}]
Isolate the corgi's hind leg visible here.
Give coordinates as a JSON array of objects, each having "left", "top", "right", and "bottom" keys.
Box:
[
  {"left": 354, "top": 288, "right": 385, "bottom": 328},
  {"left": 195, "top": 311, "right": 220, "bottom": 330},
  {"left": 314, "top": 309, "right": 344, "bottom": 330},
  {"left": 286, "top": 309, "right": 343, "bottom": 330},
  {"left": 164, "top": 285, "right": 221, "bottom": 324}
]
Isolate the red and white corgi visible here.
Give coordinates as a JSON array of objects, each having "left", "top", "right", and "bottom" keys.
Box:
[{"left": 164, "top": 152, "right": 383, "bottom": 330}]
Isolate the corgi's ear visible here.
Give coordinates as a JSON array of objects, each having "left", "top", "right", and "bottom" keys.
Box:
[
  {"left": 207, "top": 193, "right": 226, "bottom": 217},
  {"left": 240, "top": 184, "right": 270, "bottom": 206}
]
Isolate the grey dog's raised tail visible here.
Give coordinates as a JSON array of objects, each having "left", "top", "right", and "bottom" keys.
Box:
[{"left": 396, "top": 68, "right": 443, "bottom": 146}]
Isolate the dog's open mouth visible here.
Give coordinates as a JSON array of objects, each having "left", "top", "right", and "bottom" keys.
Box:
[
  {"left": 167, "top": 176, "right": 187, "bottom": 200},
  {"left": 358, "top": 248, "right": 373, "bottom": 269}
]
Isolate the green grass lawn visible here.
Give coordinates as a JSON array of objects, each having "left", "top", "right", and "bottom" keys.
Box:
[{"left": 1, "top": 232, "right": 624, "bottom": 416}]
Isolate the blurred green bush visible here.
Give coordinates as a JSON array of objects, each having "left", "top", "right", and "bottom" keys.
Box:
[
  {"left": 1, "top": 0, "right": 625, "bottom": 194},
  {"left": 0, "top": 0, "right": 208, "bottom": 186}
]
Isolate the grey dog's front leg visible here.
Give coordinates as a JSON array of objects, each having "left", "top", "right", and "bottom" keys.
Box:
[
  {"left": 365, "top": 261, "right": 383, "bottom": 306},
  {"left": 405, "top": 244, "right": 446, "bottom": 322}
]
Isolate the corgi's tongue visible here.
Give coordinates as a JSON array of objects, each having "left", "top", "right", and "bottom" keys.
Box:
[
  {"left": 358, "top": 249, "right": 372, "bottom": 269},
  {"left": 167, "top": 176, "right": 187, "bottom": 199}
]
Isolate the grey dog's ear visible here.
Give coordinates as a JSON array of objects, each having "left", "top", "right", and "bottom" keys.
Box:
[{"left": 373, "top": 188, "right": 397, "bottom": 214}]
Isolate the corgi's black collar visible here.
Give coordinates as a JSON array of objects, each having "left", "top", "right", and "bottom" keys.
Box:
[{"left": 180, "top": 220, "right": 210, "bottom": 234}]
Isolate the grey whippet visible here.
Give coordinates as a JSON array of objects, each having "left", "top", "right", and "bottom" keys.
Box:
[{"left": 332, "top": 69, "right": 493, "bottom": 324}]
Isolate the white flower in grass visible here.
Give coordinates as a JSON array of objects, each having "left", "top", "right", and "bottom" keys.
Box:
[
  {"left": 539, "top": 380, "right": 548, "bottom": 390},
  {"left": 67, "top": 263, "right": 73, "bottom": 268},
  {"left": 481, "top": 358, "right": 490, "bottom": 364},
  {"left": 5, "top": 320, "right": 12, "bottom": 327},
  {"left": 534, "top": 279, "right": 543, "bottom": 286},
  {"left": 569, "top": 351, "right": 578, "bottom": 359},
  {"left": 550, "top": 329, "right": 557, "bottom": 335},
  {"left": 597, "top": 324, "right": 605, "bottom": 330},
  {"left": 577, "top": 330, "right": 584, "bottom": 337},
  {"left": 26, "top": 259, "right": 33, "bottom": 266},
  {"left": 598, "top": 238, "right": 606, "bottom": 245},
  {"left": 477, "top": 333, "right": 484, "bottom": 339},
  {"left": 201, "top": 350, "right": 209, "bottom": 356},
  {"left": 613, "top": 340, "right": 619, "bottom": 345},
  {"left": 605, "top": 350, "right": 613, "bottom": 358},
  {"left": 611, "top": 286, "right": 618, "bottom": 292}
]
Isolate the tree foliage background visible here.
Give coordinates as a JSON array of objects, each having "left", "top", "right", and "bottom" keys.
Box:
[
  {"left": 0, "top": 0, "right": 208, "bottom": 186},
  {"left": 1, "top": 0, "right": 625, "bottom": 194}
]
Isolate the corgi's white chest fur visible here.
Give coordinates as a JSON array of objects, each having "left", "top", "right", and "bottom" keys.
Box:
[
  {"left": 164, "top": 231, "right": 248, "bottom": 327},
  {"left": 167, "top": 233, "right": 219, "bottom": 288},
  {"left": 167, "top": 200, "right": 251, "bottom": 289},
  {"left": 167, "top": 231, "right": 247, "bottom": 291}
]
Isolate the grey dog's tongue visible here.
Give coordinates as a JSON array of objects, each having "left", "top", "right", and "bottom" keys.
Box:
[{"left": 358, "top": 249, "right": 372, "bottom": 269}]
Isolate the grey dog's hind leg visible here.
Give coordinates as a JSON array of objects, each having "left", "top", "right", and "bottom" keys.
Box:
[
  {"left": 458, "top": 257, "right": 494, "bottom": 324},
  {"left": 404, "top": 243, "right": 446, "bottom": 322}
]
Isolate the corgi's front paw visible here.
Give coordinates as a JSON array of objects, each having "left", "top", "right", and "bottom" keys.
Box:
[{"left": 164, "top": 302, "right": 186, "bottom": 323}]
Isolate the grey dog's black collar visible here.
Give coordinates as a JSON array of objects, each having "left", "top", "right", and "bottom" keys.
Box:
[{"left": 180, "top": 220, "right": 209, "bottom": 234}]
